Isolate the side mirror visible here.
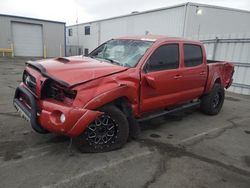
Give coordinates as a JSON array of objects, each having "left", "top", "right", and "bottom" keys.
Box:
[{"left": 145, "top": 75, "right": 157, "bottom": 89}]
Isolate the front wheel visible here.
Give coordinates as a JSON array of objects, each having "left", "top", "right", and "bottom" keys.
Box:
[
  {"left": 75, "top": 105, "right": 129, "bottom": 153},
  {"left": 200, "top": 83, "right": 225, "bottom": 115}
]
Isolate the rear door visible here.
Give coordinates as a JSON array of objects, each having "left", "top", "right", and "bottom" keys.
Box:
[
  {"left": 179, "top": 43, "right": 208, "bottom": 101},
  {"left": 140, "top": 43, "right": 183, "bottom": 113}
]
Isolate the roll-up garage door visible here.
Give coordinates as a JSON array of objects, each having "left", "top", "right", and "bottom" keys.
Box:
[{"left": 12, "top": 22, "right": 43, "bottom": 57}]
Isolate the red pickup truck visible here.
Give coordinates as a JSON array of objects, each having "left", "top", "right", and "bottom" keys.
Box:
[{"left": 13, "top": 35, "right": 234, "bottom": 152}]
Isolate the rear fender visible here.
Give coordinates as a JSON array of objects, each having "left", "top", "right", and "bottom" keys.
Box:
[
  {"left": 204, "top": 68, "right": 220, "bottom": 94},
  {"left": 204, "top": 63, "right": 234, "bottom": 94}
]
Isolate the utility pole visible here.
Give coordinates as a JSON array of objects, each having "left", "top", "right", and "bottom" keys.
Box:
[{"left": 76, "top": 8, "right": 80, "bottom": 55}]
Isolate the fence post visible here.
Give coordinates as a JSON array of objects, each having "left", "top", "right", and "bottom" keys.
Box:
[
  {"left": 60, "top": 44, "right": 62, "bottom": 57},
  {"left": 212, "top": 37, "right": 219, "bottom": 60},
  {"left": 43, "top": 45, "right": 47, "bottom": 59}
]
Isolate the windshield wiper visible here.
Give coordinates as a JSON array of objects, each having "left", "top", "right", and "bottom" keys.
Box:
[
  {"left": 104, "top": 58, "right": 132, "bottom": 67},
  {"left": 103, "top": 58, "right": 121, "bottom": 66},
  {"left": 87, "top": 55, "right": 117, "bottom": 63},
  {"left": 88, "top": 55, "right": 95, "bottom": 59},
  {"left": 88, "top": 56, "right": 128, "bottom": 67}
]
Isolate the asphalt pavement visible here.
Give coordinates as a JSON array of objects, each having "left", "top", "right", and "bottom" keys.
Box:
[{"left": 0, "top": 57, "right": 250, "bottom": 188}]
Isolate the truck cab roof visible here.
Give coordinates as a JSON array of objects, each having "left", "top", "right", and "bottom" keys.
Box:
[{"left": 117, "top": 35, "right": 201, "bottom": 44}]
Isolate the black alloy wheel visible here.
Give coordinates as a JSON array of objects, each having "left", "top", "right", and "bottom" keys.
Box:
[
  {"left": 85, "top": 114, "right": 118, "bottom": 147},
  {"left": 75, "top": 105, "right": 129, "bottom": 153},
  {"left": 200, "top": 83, "right": 225, "bottom": 115}
]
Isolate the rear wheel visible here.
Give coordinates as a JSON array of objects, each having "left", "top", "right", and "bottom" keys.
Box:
[
  {"left": 200, "top": 83, "right": 225, "bottom": 115},
  {"left": 75, "top": 105, "right": 129, "bottom": 153}
]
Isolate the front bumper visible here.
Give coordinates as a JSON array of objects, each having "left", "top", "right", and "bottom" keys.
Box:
[
  {"left": 13, "top": 84, "right": 102, "bottom": 137},
  {"left": 14, "top": 85, "right": 49, "bottom": 134}
]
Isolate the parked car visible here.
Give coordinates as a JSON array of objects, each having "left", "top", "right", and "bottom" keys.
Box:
[{"left": 13, "top": 35, "right": 234, "bottom": 152}]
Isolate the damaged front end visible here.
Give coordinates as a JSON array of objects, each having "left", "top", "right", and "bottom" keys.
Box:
[{"left": 13, "top": 62, "right": 103, "bottom": 137}]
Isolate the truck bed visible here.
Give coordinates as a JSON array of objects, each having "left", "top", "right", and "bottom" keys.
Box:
[
  {"left": 207, "top": 60, "right": 224, "bottom": 64},
  {"left": 205, "top": 60, "right": 234, "bottom": 93}
]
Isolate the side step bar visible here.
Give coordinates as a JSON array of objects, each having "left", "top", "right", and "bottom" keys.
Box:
[{"left": 137, "top": 100, "right": 200, "bottom": 122}]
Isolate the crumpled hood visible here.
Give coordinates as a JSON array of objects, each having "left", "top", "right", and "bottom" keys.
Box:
[{"left": 28, "top": 56, "right": 128, "bottom": 87}]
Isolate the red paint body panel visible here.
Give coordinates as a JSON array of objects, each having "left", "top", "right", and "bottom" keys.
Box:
[
  {"left": 38, "top": 99, "right": 103, "bottom": 137},
  {"left": 204, "top": 62, "right": 234, "bottom": 93},
  {"left": 15, "top": 35, "right": 234, "bottom": 137},
  {"left": 35, "top": 57, "right": 128, "bottom": 86}
]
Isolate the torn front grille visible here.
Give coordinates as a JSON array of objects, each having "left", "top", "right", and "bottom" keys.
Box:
[
  {"left": 41, "top": 79, "right": 76, "bottom": 103},
  {"left": 23, "top": 70, "right": 36, "bottom": 94}
]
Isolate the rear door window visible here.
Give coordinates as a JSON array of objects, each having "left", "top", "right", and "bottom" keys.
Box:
[{"left": 184, "top": 44, "right": 203, "bottom": 67}]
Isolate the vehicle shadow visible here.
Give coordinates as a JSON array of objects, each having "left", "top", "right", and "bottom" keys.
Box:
[{"left": 139, "top": 108, "right": 198, "bottom": 131}]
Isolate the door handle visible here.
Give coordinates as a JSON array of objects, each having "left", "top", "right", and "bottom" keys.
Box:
[
  {"left": 174, "top": 75, "right": 182, "bottom": 79},
  {"left": 200, "top": 71, "right": 206, "bottom": 75}
]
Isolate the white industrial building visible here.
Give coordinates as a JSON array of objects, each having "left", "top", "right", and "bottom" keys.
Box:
[
  {"left": 0, "top": 14, "right": 66, "bottom": 57},
  {"left": 66, "top": 2, "right": 250, "bottom": 95}
]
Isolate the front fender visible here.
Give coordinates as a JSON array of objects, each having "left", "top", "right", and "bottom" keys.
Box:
[{"left": 84, "top": 85, "right": 137, "bottom": 111}]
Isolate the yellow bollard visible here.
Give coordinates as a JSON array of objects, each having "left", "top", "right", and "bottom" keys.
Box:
[{"left": 11, "top": 43, "right": 14, "bottom": 57}]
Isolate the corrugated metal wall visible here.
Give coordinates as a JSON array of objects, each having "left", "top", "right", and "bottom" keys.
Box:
[
  {"left": 184, "top": 4, "right": 250, "bottom": 38},
  {"left": 0, "top": 15, "right": 65, "bottom": 57},
  {"left": 67, "top": 5, "right": 186, "bottom": 53},
  {"left": 66, "top": 22, "right": 100, "bottom": 54},
  {"left": 199, "top": 33, "right": 250, "bottom": 95},
  {"left": 99, "top": 6, "right": 185, "bottom": 43},
  {"left": 186, "top": 4, "right": 250, "bottom": 95}
]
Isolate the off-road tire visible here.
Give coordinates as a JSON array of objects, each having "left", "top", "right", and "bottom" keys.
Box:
[
  {"left": 74, "top": 105, "right": 129, "bottom": 153},
  {"left": 200, "top": 83, "right": 225, "bottom": 115}
]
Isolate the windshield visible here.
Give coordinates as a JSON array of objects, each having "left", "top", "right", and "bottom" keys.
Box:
[{"left": 89, "top": 39, "right": 153, "bottom": 67}]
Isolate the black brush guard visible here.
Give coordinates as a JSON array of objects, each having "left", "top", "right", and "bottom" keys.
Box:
[{"left": 13, "top": 85, "right": 49, "bottom": 134}]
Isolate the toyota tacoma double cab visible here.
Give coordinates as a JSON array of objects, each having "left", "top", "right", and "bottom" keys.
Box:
[{"left": 13, "top": 35, "right": 234, "bottom": 152}]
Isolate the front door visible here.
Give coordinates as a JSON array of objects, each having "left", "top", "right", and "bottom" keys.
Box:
[{"left": 140, "top": 43, "right": 183, "bottom": 113}]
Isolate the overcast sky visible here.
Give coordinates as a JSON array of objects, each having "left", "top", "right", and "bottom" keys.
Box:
[{"left": 1, "top": 0, "right": 250, "bottom": 25}]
